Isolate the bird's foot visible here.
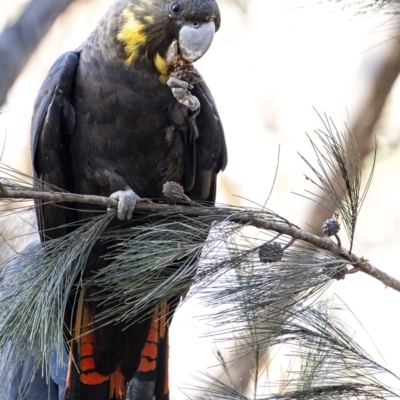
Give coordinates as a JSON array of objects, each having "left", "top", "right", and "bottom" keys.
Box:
[
  {"left": 108, "top": 189, "right": 140, "bottom": 220},
  {"left": 166, "top": 40, "right": 203, "bottom": 85},
  {"left": 176, "top": 69, "right": 203, "bottom": 86},
  {"left": 167, "top": 77, "right": 200, "bottom": 111}
]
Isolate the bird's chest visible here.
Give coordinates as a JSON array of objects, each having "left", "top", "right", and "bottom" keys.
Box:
[{"left": 71, "top": 64, "right": 193, "bottom": 196}]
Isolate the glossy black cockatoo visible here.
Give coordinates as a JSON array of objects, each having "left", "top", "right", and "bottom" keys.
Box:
[{"left": 30, "top": 0, "right": 227, "bottom": 399}]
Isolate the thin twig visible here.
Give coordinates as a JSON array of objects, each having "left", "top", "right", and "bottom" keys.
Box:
[
  {"left": 334, "top": 234, "right": 342, "bottom": 248},
  {"left": 0, "top": 183, "right": 118, "bottom": 208},
  {"left": 1, "top": 182, "right": 399, "bottom": 293},
  {"left": 232, "top": 214, "right": 400, "bottom": 292},
  {"left": 253, "top": 345, "right": 259, "bottom": 400}
]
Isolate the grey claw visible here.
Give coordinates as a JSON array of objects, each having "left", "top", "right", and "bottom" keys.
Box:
[
  {"left": 185, "top": 70, "right": 203, "bottom": 85},
  {"left": 167, "top": 77, "right": 192, "bottom": 90},
  {"left": 168, "top": 77, "right": 200, "bottom": 111},
  {"left": 109, "top": 189, "right": 140, "bottom": 220},
  {"left": 184, "top": 95, "right": 200, "bottom": 111}
]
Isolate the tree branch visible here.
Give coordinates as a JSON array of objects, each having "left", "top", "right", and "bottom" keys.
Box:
[{"left": 1, "top": 182, "right": 399, "bottom": 293}]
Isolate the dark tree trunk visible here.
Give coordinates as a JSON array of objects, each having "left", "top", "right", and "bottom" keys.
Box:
[
  {"left": 0, "top": 0, "right": 77, "bottom": 107},
  {"left": 305, "top": 30, "right": 400, "bottom": 234}
]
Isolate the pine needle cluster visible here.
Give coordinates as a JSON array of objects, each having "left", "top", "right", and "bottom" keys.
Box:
[{"left": 0, "top": 117, "right": 398, "bottom": 398}]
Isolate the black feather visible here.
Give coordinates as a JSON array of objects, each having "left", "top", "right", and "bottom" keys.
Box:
[{"left": 30, "top": 0, "right": 226, "bottom": 399}]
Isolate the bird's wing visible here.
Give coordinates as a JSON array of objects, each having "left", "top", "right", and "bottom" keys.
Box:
[
  {"left": 30, "top": 51, "right": 80, "bottom": 241},
  {"left": 189, "top": 79, "right": 228, "bottom": 202}
]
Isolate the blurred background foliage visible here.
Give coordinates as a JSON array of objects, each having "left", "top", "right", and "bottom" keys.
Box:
[{"left": 1, "top": 0, "right": 400, "bottom": 398}]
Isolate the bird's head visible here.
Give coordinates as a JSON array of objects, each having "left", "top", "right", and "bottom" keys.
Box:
[{"left": 112, "top": 0, "right": 221, "bottom": 81}]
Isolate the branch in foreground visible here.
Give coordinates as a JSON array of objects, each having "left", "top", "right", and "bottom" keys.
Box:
[{"left": 1, "top": 182, "right": 399, "bottom": 293}]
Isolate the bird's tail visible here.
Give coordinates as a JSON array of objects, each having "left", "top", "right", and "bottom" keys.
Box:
[
  {"left": 65, "top": 294, "right": 170, "bottom": 400},
  {"left": 124, "top": 302, "right": 170, "bottom": 400}
]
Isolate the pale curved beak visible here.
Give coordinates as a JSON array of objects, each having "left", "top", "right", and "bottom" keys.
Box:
[{"left": 179, "top": 21, "right": 215, "bottom": 63}]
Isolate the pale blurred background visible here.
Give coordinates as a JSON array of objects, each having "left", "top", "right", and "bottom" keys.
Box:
[{"left": 1, "top": 0, "right": 400, "bottom": 397}]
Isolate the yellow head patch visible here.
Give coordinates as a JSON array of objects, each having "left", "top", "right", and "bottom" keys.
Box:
[
  {"left": 154, "top": 53, "right": 173, "bottom": 83},
  {"left": 117, "top": 9, "right": 147, "bottom": 65},
  {"left": 143, "top": 15, "right": 155, "bottom": 24}
]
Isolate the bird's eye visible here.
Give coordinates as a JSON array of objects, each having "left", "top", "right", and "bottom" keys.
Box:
[{"left": 170, "top": 2, "right": 182, "bottom": 15}]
